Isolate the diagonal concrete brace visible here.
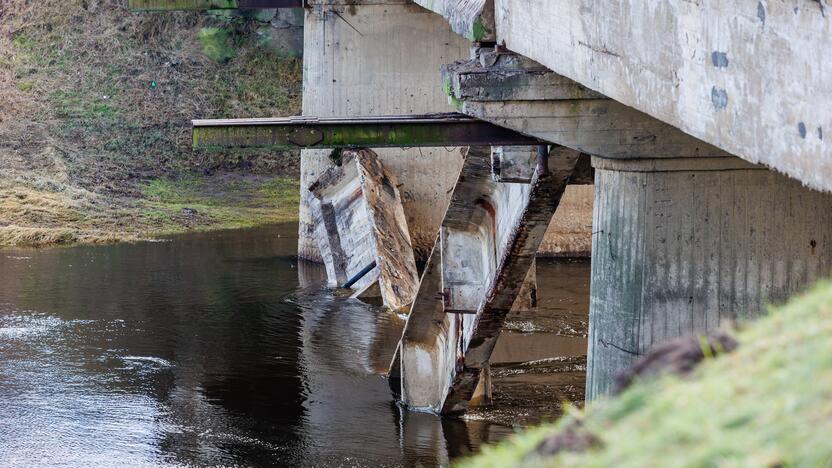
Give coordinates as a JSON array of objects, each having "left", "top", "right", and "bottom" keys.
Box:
[
  {"left": 440, "top": 145, "right": 581, "bottom": 414},
  {"left": 394, "top": 144, "right": 580, "bottom": 414}
]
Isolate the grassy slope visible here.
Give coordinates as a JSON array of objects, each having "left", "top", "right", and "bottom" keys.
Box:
[
  {"left": 0, "top": 0, "right": 302, "bottom": 247},
  {"left": 463, "top": 282, "right": 832, "bottom": 467}
]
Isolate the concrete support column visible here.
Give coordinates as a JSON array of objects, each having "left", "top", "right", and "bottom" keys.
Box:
[
  {"left": 299, "top": 3, "right": 470, "bottom": 262},
  {"left": 588, "top": 156, "right": 832, "bottom": 399}
]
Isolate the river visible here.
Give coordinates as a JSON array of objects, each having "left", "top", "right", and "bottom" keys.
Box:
[{"left": 0, "top": 224, "right": 588, "bottom": 467}]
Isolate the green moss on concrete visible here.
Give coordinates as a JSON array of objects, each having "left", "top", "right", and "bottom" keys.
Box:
[
  {"left": 198, "top": 27, "right": 236, "bottom": 63},
  {"left": 442, "top": 76, "right": 463, "bottom": 111},
  {"left": 462, "top": 281, "right": 832, "bottom": 467},
  {"left": 467, "top": 16, "right": 491, "bottom": 43}
]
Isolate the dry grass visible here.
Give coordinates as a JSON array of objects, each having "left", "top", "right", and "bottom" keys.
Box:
[{"left": 0, "top": 0, "right": 302, "bottom": 247}]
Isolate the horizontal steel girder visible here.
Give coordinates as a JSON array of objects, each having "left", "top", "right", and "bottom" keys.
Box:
[
  {"left": 128, "top": 0, "right": 303, "bottom": 10},
  {"left": 192, "top": 113, "right": 545, "bottom": 150}
]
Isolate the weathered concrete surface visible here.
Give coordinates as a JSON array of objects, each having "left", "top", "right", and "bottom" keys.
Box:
[
  {"left": 309, "top": 150, "right": 420, "bottom": 311},
  {"left": 398, "top": 146, "right": 580, "bottom": 413},
  {"left": 492, "top": 146, "right": 594, "bottom": 257},
  {"left": 442, "top": 51, "right": 733, "bottom": 160},
  {"left": 588, "top": 156, "right": 832, "bottom": 399},
  {"left": 494, "top": 0, "right": 832, "bottom": 192},
  {"left": 412, "top": 0, "right": 496, "bottom": 42},
  {"left": 299, "top": 3, "right": 470, "bottom": 262}
]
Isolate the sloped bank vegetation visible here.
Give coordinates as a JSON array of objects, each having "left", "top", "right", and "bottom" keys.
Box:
[
  {"left": 463, "top": 281, "right": 832, "bottom": 467},
  {"left": 0, "top": 0, "right": 302, "bottom": 247}
]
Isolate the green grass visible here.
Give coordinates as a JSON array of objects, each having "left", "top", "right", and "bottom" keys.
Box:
[
  {"left": 198, "top": 27, "right": 236, "bottom": 63},
  {"left": 462, "top": 281, "right": 832, "bottom": 468},
  {"left": 0, "top": 0, "right": 302, "bottom": 247},
  {"left": 140, "top": 174, "right": 299, "bottom": 235},
  {"left": 51, "top": 90, "right": 119, "bottom": 119}
]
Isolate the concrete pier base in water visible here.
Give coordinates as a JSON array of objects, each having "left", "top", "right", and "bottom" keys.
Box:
[{"left": 587, "top": 156, "right": 832, "bottom": 399}]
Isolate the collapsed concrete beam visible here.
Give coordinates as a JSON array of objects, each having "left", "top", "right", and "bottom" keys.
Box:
[
  {"left": 309, "top": 149, "right": 420, "bottom": 311},
  {"left": 442, "top": 50, "right": 733, "bottom": 160},
  {"left": 413, "top": 0, "right": 496, "bottom": 42},
  {"left": 397, "top": 145, "right": 580, "bottom": 414}
]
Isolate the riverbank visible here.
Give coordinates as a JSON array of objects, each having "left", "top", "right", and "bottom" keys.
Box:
[
  {"left": 462, "top": 280, "right": 832, "bottom": 467},
  {"left": 0, "top": 0, "right": 302, "bottom": 247}
]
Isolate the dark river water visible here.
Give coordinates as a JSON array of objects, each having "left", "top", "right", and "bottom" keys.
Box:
[{"left": 0, "top": 224, "right": 589, "bottom": 467}]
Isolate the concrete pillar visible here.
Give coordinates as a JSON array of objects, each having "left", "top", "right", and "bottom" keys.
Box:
[
  {"left": 299, "top": 3, "right": 470, "bottom": 262},
  {"left": 587, "top": 156, "right": 832, "bottom": 399}
]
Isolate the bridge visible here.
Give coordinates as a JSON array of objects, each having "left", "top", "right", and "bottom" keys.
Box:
[{"left": 132, "top": 0, "right": 832, "bottom": 412}]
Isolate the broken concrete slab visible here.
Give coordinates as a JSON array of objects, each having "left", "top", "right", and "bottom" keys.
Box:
[{"left": 309, "top": 149, "right": 420, "bottom": 311}]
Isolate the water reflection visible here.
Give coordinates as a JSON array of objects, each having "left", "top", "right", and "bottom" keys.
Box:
[{"left": 0, "top": 225, "right": 589, "bottom": 467}]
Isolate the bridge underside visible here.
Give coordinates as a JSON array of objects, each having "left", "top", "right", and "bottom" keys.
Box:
[
  {"left": 143, "top": 0, "right": 832, "bottom": 414},
  {"left": 393, "top": 1, "right": 832, "bottom": 409}
]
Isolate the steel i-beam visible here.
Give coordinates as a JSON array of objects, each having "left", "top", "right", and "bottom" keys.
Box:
[
  {"left": 192, "top": 114, "right": 544, "bottom": 150},
  {"left": 128, "top": 0, "right": 303, "bottom": 10}
]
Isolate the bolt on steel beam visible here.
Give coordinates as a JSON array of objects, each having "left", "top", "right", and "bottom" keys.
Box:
[{"left": 192, "top": 113, "right": 545, "bottom": 150}]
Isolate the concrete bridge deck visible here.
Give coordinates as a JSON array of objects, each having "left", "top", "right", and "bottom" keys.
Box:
[{"left": 417, "top": 0, "right": 832, "bottom": 192}]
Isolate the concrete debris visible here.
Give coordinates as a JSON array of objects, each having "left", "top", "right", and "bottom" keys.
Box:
[{"left": 308, "top": 149, "right": 420, "bottom": 312}]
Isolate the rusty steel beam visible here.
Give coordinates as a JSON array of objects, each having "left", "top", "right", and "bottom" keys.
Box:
[
  {"left": 128, "top": 0, "right": 303, "bottom": 11},
  {"left": 192, "top": 113, "right": 544, "bottom": 150}
]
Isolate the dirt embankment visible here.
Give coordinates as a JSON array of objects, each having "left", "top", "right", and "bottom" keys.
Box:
[{"left": 0, "top": 0, "right": 302, "bottom": 247}]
